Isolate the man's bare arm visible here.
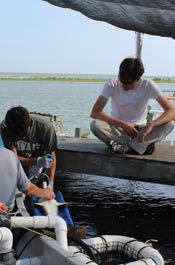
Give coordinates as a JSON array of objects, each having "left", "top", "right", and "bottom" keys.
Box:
[
  {"left": 12, "top": 147, "right": 37, "bottom": 166},
  {"left": 91, "top": 95, "right": 139, "bottom": 137},
  {"left": 47, "top": 151, "right": 56, "bottom": 182},
  {"left": 24, "top": 183, "right": 55, "bottom": 200},
  {"left": 138, "top": 96, "right": 175, "bottom": 142}
]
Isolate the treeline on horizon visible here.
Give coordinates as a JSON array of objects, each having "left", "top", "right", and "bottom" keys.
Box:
[
  {"left": 0, "top": 75, "right": 175, "bottom": 83},
  {"left": 0, "top": 76, "right": 106, "bottom": 83}
]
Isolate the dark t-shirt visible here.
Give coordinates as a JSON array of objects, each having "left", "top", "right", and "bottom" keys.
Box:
[{"left": 0, "top": 114, "right": 57, "bottom": 158}]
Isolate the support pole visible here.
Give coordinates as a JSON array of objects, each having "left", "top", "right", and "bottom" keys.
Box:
[{"left": 135, "top": 32, "right": 143, "bottom": 59}]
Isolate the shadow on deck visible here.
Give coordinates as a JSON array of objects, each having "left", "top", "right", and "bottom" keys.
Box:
[{"left": 56, "top": 137, "right": 175, "bottom": 186}]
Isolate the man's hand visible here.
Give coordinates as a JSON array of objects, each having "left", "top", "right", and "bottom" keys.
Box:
[
  {"left": 25, "top": 183, "right": 55, "bottom": 200},
  {"left": 0, "top": 203, "right": 9, "bottom": 213},
  {"left": 138, "top": 123, "right": 154, "bottom": 143},
  {"left": 43, "top": 188, "right": 55, "bottom": 200},
  {"left": 37, "top": 154, "right": 54, "bottom": 169},
  {"left": 122, "top": 122, "right": 139, "bottom": 138}
]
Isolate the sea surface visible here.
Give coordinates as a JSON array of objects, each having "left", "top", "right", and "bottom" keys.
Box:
[{"left": 0, "top": 80, "right": 175, "bottom": 264}]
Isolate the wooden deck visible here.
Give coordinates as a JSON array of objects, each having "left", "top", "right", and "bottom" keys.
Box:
[{"left": 56, "top": 137, "right": 175, "bottom": 185}]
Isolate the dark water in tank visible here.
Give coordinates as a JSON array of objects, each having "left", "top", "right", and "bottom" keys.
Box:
[{"left": 56, "top": 172, "right": 175, "bottom": 264}]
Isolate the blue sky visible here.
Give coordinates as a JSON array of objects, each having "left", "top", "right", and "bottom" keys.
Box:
[{"left": 1, "top": 0, "right": 175, "bottom": 76}]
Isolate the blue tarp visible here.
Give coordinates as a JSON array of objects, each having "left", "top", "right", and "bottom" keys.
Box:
[{"left": 0, "top": 136, "right": 4, "bottom": 148}]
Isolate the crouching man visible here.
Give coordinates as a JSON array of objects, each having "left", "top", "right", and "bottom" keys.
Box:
[
  {"left": 0, "top": 147, "right": 55, "bottom": 265},
  {"left": 0, "top": 147, "right": 55, "bottom": 214}
]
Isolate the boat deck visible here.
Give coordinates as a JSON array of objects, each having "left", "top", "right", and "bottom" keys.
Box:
[{"left": 57, "top": 137, "right": 175, "bottom": 186}]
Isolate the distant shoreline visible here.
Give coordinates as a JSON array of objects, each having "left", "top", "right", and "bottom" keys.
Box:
[
  {"left": 0, "top": 76, "right": 175, "bottom": 83},
  {"left": 0, "top": 77, "right": 106, "bottom": 83}
]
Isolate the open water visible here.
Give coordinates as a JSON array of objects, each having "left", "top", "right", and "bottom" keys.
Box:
[{"left": 0, "top": 80, "right": 175, "bottom": 264}]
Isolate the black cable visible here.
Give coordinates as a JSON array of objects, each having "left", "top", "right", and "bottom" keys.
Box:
[
  {"left": 137, "top": 245, "right": 158, "bottom": 265},
  {"left": 136, "top": 245, "right": 150, "bottom": 259},
  {"left": 87, "top": 244, "right": 105, "bottom": 265},
  {"left": 99, "top": 236, "right": 108, "bottom": 264},
  {"left": 123, "top": 239, "right": 137, "bottom": 253},
  {"left": 68, "top": 235, "right": 99, "bottom": 264}
]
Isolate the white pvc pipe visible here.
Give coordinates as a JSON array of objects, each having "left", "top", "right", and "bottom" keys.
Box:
[
  {"left": 124, "top": 240, "right": 164, "bottom": 265},
  {"left": 83, "top": 235, "right": 164, "bottom": 265},
  {"left": 11, "top": 216, "right": 68, "bottom": 250},
  {"left": 0, "top": 227, "right": 13, "bottom": 252},
  {"left": 125, "top": 259, "right": 156, "bottom": 265}
]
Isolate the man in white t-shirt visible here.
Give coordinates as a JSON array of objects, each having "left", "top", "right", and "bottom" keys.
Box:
[{"left": 90, "top": 58, "right": 175, "bottom": 155}]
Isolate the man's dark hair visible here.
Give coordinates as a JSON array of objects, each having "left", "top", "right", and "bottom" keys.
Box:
[
  {"left": 119, "top": 58, "right": 144, "bottom": 82},
  {"left": 5, "top": 106, "right": 30, "bottom": 139}
]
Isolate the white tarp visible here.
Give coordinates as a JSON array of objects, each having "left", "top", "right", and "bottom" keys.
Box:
[{"left": 43, "top": 0, "right": 175, "bottom": 38}]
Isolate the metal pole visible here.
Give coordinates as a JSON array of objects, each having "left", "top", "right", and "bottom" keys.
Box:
[{"left": 135, "top": 32, "right": 143, "bottom": 59}]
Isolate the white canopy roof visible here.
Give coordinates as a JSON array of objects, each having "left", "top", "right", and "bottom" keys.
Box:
[{"left": 43, "top": 0, "right": 175, "bottom": 38}]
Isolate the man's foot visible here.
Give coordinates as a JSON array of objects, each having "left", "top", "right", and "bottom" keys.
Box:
[
  {"left": 107, "top": 140, "right": 132, "bottom": 155},
  {"left": 144, "top": 143, "right": 155, "bottom": 155}
]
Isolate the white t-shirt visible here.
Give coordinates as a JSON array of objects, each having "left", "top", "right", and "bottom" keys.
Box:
[{"left": 101, "top": 77, "right": 162, "bottom": 126}]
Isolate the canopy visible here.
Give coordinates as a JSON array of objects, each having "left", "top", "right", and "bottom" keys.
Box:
[{"left": 43, "top": 0, "right": 175, "bottom": 38}]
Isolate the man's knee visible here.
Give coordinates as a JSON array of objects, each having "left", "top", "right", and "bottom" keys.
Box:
[
  {"left": 151, "top": 120, "right": 175, "bottom": 141},
  {"left": 90, "top": 119, "right": 102, "bottom": 134},
  {"left": 164, "top": 120, "right": 175, "bottom": 133},
  {"left": 168, "top": 120, "right": 175, "bottom": 128}
]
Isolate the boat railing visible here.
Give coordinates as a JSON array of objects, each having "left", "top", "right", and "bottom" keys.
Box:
[
  {"left": 30, "top": 112, "right": 70, "bottom": 137},
  {"left": 162, "top": 90, "right": 175, "bottom": 100}
]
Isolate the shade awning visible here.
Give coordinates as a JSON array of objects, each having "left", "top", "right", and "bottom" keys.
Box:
[{"left": 43, "top": 0, "right": 175, "bottom": 38}]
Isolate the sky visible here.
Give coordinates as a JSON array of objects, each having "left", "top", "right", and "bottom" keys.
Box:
[{"left": 1, "top": 0, "right": 175, "bottom": 76}]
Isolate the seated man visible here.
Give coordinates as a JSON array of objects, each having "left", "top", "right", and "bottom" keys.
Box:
[
  {"left": 90, "top": 57, "right": 175, "bottom": 155},
  {"left": 0, "top": 147, "right": 55, "bottom": 213},
  {"left": 0, "top": 106, "right": 57, "bottom": 188}
]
